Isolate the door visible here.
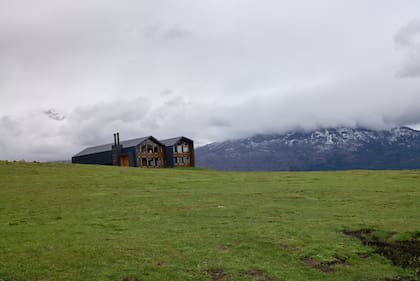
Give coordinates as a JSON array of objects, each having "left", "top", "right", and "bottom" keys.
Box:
[{"left": 120, "top": 155, "right": 129, "bottom": 167}]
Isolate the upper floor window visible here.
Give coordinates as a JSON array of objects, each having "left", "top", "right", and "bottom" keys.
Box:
[
  {"left": 172, "top": 142, "right": 190, "bottom": 153},
  {"left": 183, "top": 144, "right": 189, "bottom": 152}
]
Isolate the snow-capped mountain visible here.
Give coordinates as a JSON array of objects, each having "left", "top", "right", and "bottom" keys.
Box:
[{"left": 195, "top": 127, "right": 420, "bottom": 171}]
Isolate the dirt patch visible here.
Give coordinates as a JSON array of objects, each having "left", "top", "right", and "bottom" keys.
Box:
[
  {"left": 302, "top": 257, "right": 348, "bottom": 273},
  {"left": 343, "top": 229, "right": 420, "bottom": 274},
  {"left": 207, "top": 268, "right": 226, "bottom": 281},
  {"left": 241, "top": 269, "right": 276, "bottom": 281}
]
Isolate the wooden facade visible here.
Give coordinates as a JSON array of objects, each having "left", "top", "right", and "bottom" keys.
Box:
[
  {"left": 172, "top": 140, "right": 194, "bottom": 167},
  {"left": 160, "top": 137, "right": 195, "bottom": 168},
  {"left": 137, "top": 139, "right": 166, "bottom": 168}
]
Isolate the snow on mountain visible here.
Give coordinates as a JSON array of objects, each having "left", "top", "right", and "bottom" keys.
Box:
[{"left": 196, "top": 127, "right": 420, "bottom": 171}]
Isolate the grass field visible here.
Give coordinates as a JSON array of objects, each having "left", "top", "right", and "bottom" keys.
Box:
[{"left": 0, "top": 162, "right": 419, "bottom": 281}]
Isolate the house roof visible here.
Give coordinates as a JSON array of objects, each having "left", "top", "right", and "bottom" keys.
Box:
[
  {"left": 159, "top": 136, "right": 193, "bottom": 146},
  {"left": 73, "top": 136, "right": 153, "bottom": 157}
]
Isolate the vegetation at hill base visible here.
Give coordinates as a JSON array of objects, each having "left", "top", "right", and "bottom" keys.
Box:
[{"left": 0, "top": 161, "right": 419, "bottom": 281}]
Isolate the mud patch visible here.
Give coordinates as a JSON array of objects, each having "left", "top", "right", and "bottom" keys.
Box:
[
  {"left": 302, "top": 257, "right": 348, "bottom": 273},
  {"left": 207, "top": 268, "right": 226, "bottom": 281},
  {"left": 342, "top": 229, "right": 420, "bottom": 274},
  {"left": 241, "top": 269, "right": 276, "bottom": 281}
]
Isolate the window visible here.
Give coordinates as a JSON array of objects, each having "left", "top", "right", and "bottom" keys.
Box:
[
  {"left": 183, "top": 144, "right": 189, "bottom": 152},
  {"left": 177, "top": 145, "right": 182, "bottom": 153}
]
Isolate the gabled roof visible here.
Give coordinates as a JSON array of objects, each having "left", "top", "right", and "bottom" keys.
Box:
[
  {"left": 73, "top": 136, "right": 158, "bottom": 157},
  {"left": 159, "top": 136, "right": 193, "bottom": 146}
]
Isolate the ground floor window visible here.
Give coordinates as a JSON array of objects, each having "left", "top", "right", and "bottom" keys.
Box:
[
  {"left": 174, "top": 156, "right": 190, "bottom": 166},
  {"left": 139, "top": 157, "right": 163, "bottom": 167}
]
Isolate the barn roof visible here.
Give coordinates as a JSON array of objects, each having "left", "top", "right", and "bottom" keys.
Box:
[
  {"left": 73, "top": 136, "right": 156, "bottom": 157},
  {"left": 159, "top": 136, "right": 193, "bottom": 146}
]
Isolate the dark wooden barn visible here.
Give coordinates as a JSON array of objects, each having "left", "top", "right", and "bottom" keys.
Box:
[{"left": 72, "top": 133, "right": 194, "bottom": 168}]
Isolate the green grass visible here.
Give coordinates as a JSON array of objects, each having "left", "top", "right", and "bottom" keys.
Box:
[{"left": 0, "top": 161, "right": 419, "bottom": 281}]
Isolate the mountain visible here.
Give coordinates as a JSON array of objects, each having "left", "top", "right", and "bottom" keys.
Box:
[{"left": 195, "top": 127, "right": 420, "bottom": 171}]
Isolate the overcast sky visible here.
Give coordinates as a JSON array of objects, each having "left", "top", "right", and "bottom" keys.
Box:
[{"left": 1, "top": 1, "right": 420, "bottom": 161}]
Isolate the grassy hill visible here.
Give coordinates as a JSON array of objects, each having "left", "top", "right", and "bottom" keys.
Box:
[{"left": 0, "top": 162, "right": 419, "bottom": 281}]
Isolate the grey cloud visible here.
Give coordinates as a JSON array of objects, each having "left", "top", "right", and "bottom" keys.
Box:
[
  {"left": 395, "top": 19, "right": 420, "bottom": 78},
  {"left": 44, "top": 108, "right": 66, "bottom": 121},
  {"left": 163, "top": 26, "right": 192, "bottom": 40},
  {"left": 208, "top": 118, "right": 231, "bottom": 128},
  {"left": 142, "top": 24, "right": 192, "bottom": 41},
  {"left": 160, "top": 89, "right": 173, "bottom": 96},
  {"left": 395, "top": 19, "right": 420, "bottom": 46},
  {"left": 163, "top": 96, "right": 190, "bottom": 107},
  {"left": 67, "top": 98, "right": 153, "bottom": 146},
  {"left": 396, "top": 57, "right": 420, "bottom": 78},
  {"left": 0, "top": 116, "right": 21, "bottom": 136}
]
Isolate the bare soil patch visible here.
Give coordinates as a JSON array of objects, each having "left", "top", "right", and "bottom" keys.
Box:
[
  {"left": 343, "top": 229, "right": 420, "bottom": 280},
  {"left": 207, "top": 268, "right": 226, "bottom": 281},
  {"left": 302, "top": 257, "right": 348, "bottom": 273}
]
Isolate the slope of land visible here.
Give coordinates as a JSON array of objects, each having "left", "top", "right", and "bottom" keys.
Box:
[
  {"left": 195, "top": 127, "right": 420, "bottom": 171},
  {"left": 0, "top": 162, "right": 419, "bottom": 281}
]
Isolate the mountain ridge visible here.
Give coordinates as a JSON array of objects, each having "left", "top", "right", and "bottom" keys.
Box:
[{"left": 195, "top": 127, "right": 420, "bottom": 171}]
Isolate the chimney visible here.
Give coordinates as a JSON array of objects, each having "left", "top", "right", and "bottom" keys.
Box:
[
  {"left": 117, "top": 132, "right": 120, "bottom": 144},
  {"left": 114, "top": 133, "right": 117, "bottom": 145}
]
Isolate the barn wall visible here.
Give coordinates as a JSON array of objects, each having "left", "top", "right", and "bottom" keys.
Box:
[{"left": 72, "top": 151, "right": 113, "bottom": 165}]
